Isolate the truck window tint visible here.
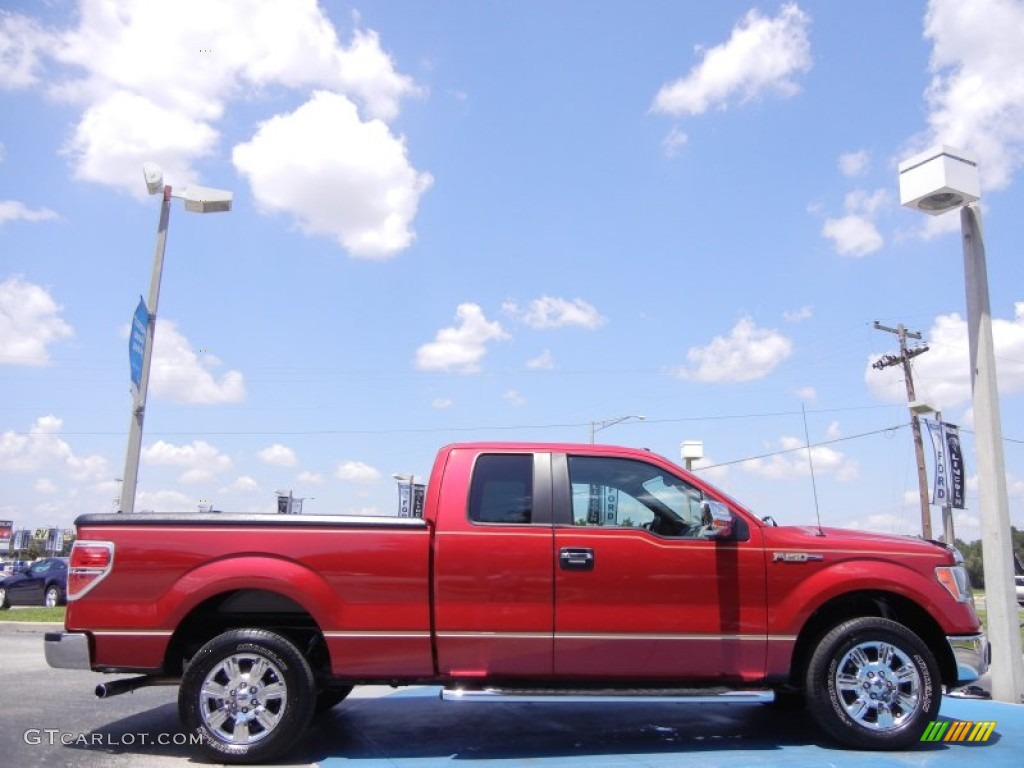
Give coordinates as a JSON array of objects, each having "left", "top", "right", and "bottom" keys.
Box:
[
  {"left": 469, "top": 454, "right": 533, "bottom": 524},
  {"left": 568, "top": 455, "right": 707, "bottom": 537}
]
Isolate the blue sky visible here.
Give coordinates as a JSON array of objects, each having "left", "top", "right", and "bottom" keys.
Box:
[{"left": 2, "top": 0, "right": 1023, "bottom": 541}]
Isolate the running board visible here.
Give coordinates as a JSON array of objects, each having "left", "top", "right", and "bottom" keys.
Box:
[{"left": 441, "top": 687, "right": 773, "bottom": 704}]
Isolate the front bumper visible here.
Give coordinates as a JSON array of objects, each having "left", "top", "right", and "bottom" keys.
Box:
[
  {"left": 44, "top": 631, "right": 92, "bottom": 670},
  {"left": 947, "top": 632, "right": 989, "bottom": 684}
]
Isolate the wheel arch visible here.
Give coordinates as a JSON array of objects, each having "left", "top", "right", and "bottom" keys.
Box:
[
  {"left": 163, "top": 589, "right": 332, "bottom": 682},
  {"left": 787, "top": 590, "right": 957, "bottom": 688}
]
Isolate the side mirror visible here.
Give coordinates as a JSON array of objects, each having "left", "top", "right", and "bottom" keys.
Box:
[{"left": 701, "top": 501, "right": 734, "bottom": 540}]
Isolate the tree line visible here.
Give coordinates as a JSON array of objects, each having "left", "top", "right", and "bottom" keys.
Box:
[{"left": 955, "top": 526, "right": 1024, "bottom": 589}]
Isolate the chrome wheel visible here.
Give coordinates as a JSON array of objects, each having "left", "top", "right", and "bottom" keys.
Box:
[
  {"left": 45, "top": 586, "right": 60, "bottom": 608},
  {"left": 833, "top": 640, "right": 922, "bottom": 730},
  {"left": 807, "top": 617, "right": 940, "bottom": 749},
  {"left": 199, "top": 652, "right": 288, "bottom": 746},
  {"left": 0, "top": 587, "right": 7, "bottom": 609}
]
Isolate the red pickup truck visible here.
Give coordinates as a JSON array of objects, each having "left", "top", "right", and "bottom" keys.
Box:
[{"left": 46, "top": 442, "right": 987, "bottom": 763}]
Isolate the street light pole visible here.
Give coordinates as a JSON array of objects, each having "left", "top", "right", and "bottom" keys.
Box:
[
  {"left": 960, "top": 202, "right": 1023, "bottom": 703},
  {"left": 120, "top": 186, "right": 172, "bottom": 514},
  {"left": 119, "top": 164, "right": 232, "bottom": 515},
  {"left": 899, "top": 146, "right": 1024, "bottom": 704}
]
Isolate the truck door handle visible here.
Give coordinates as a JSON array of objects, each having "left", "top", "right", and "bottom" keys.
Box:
[{"left": 559, "top": 547, "right": 595, "bottom": 571}]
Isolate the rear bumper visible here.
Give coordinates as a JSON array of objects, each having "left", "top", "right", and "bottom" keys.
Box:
[
  {"left": 946, "top": 632, "right": 989, "bottom": 684},
  {"left": 44, "top": 631, "right": 92, "bottom": 670}
]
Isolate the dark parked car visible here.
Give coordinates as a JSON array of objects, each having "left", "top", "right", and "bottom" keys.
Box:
[{"left": 0, "top": 558, "right": 69, "bottom": 609}]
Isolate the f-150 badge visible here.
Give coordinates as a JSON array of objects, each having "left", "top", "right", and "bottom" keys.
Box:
[{"left": 772, "top": 552, "right": 824, "bottom": 563}]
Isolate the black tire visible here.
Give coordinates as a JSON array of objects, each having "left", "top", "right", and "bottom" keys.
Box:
[
  {"left": 314, "top": 685, "right": 354, "bottom": 716},
  {"left": 805, "top": 617, "right": 940, "bottom": 750},
  {"left": 0, "top": 587, "right": 9, "bottom": 610},
  {"left": 178, "top": 629, "right": 315, "bottom": 764}
]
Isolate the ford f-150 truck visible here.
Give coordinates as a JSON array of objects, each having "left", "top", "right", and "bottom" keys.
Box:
[{"left": 46, "top": 442, "right": 988, "bottom": 763}]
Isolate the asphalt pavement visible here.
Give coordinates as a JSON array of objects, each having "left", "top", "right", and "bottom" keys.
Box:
[{"left": 3, "top": 620, "right": 1022, "bottom": 768}]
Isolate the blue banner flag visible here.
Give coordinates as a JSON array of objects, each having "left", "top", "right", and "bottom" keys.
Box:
[{"left": 129, "top": 297, "right": 148, "bottom": 393}]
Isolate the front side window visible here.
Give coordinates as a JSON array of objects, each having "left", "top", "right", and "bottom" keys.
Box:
[
  {"left": 568, "top": 455, "right": 708, "bottom": 538},
  {"left": 469, "top": 454, "right": 534, "bottom": 524}
]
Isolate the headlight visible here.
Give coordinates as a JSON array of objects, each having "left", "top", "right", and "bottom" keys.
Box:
[{"left": 936, "top": 565, "right": 972, "bottom": 603}]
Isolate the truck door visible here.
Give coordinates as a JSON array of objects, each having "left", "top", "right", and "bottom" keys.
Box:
[
  {"left": 432, "top": 449, "right": 555, "bottom": 678},
  {"left": 552, "top": 453, "right": 768, "bottom": 682}
]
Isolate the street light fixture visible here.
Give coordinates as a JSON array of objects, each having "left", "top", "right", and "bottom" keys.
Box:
[
  {"left": 589, "top": 414, "right": 645, "bottom": 444},
  {"left": 898, "top": 145, "right": 1023, "bottom": 704},
  {"left": 120, "top": 163, "right": 233, "bottom": 515}
]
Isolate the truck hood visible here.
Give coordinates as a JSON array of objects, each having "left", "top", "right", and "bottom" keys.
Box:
[{"left": 762, "top": 524, "right": 952, "bottom": 560}]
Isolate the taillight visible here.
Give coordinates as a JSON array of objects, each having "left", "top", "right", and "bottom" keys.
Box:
[{"left": 68, "top": 541, "right": 114, "bottom": 600}]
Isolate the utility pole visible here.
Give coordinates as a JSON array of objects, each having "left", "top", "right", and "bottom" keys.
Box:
[{"left": 872, "top": 321, "right": 932, "bottom": 539}]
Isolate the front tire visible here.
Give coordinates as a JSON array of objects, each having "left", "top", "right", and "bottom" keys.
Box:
[
  {"left": 805, "top": 617, "right": 940, "bottom": 750},
  {"left": 178, "top": 629, "right": 315, "bottom": 764},
  {"left": 0, "top": 587, "right": 8, "bottom": 610}
]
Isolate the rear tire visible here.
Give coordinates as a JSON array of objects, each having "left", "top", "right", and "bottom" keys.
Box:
[
  {"left": 0, "top": 587, "right": 8, "bottom": 610},
  {"left": 178, "top": 629, "right": 315, "bottom": 764},
  {"left": 805, "top": 617, "right": 940, "bottom": 750},
  {"left": 45, "top": 585, "right": 61, "bottom": 608}
]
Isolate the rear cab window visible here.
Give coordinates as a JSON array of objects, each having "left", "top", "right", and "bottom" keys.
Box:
[{"left": 468, "top": 454, "right": 534, "bottom": 524}]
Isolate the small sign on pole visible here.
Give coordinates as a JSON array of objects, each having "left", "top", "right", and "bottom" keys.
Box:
[{"left": 129, "top": 297, "right": 149, "bottom": 395}]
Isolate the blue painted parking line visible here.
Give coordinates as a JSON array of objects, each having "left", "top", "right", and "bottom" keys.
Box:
[{"left": 309, "top": 688, "right": 1022, "bottom": 768}]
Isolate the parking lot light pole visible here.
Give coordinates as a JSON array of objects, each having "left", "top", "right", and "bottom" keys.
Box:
[
  {"left": 899, "top": 145, "right": 1024, "bottom": 705},
  {"left": 120, "top": 164, "right": 232, "bottom": 515}
]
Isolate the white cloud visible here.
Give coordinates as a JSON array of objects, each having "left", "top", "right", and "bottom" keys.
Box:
[
  {"left": 920, "top": 0, "right": 1024, "bottom": 191},
  {"left": 297, "top": 470, "right": 325, "bottom": 485},
  {"left": 504, "top": 389, "right": 526, "bottom": 407},
  {"left": 838, "top": 149, "right": 870, "bottom": 177},
  {"left": 662, "top": 126, "right": 688, "bottom": 157},
  {"left": 744, "top": 435, "right": 859, "bottom": 482},
  {"left": 0, "top": 276, "right": 73, "bottom": 365},
  {"left": 504, "top": 296, "right": 606, "bottom": 330},
  {"left": 147, "top": 319, "right": 246, "bottom": 404},
  {"left": 821, "top": 188, "right": 889, "bottom": 257},
  {"left": 142, "top": 440, "right": 232, "bottom": 483},
  {"left": 0, "top": 415, "right": 108, "bottom": 481},
  {"left": 415, "top": 303, "right": 509, "bottom": 373},
  {"left": 233, "top": 90, "right": 432, "bottom": 258},
  {"left": 822, "top": 215, "right": 883, "bottom": 257},
  {"left": 64, "top": 90, "right": 219, "bottom": 194},
  {"left": 795, "top": 386, "right": 817, "bottom": 403},
  {"left": 135, "top": 488, "right": 194, "bottom": 513},
  {"left": 432, "top": 397, "right": 453, "bottom": 409},
  {"left": 35, "top": 478, "right": 58, "bottom": 494},
  {"left": 783, "top": 306, "right": 812, "bottom": 322},
  {"left": 0, "top": 200, "right": 58, "bottom": 225},
  {"left": 527, "top": 349, "right": 555, "bottom": 369},
  {"left": 45, "top": 1, "right": 422, "bottom": 198},
  {"left": 224, "top": 475, "right": 260, "bottom": 493},
  {"left": 0, "top": 11, "right": 50, "bottom": 89},
  {"left": 258, "top": 443, "right": 298, "bottom": 468},
  {"left": 866, "top": 303, "right": 1024, "bottom": 410},
  {"left": 336, "top": 460, "right": 380, "bottom": 483},
  {"left": 651, "top": 3, "right": 811, "bottom": 117},
  {"left": 675, "top": 317, "right": 792, "bottom": 382}
]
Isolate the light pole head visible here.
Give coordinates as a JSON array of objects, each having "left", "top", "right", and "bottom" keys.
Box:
[
  {"left": 680, "top": 440, "right": 704, "bottom": 462},
  {"left": 898, "top": 145, "right": 979, "bottom": 216},
  {"left": 142, "top": 163, "right": 164, "bottom": 195},
  {"left": 181, "top": 184, "right": 233, "bottom": 213}
]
